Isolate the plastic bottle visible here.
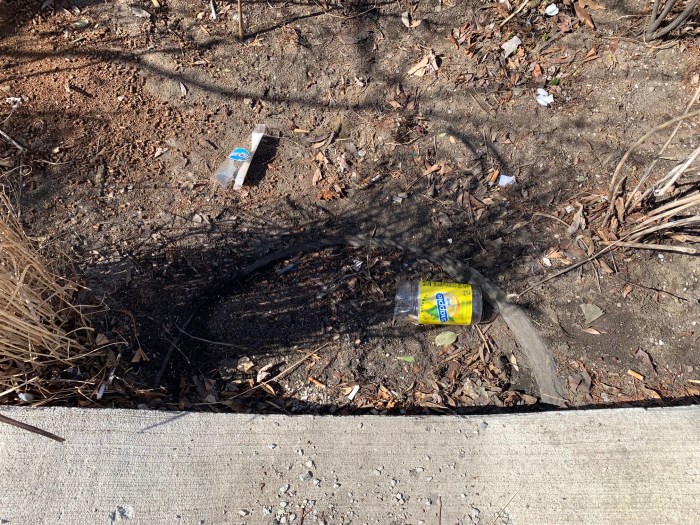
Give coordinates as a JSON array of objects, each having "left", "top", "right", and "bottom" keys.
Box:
[
  {"left": 213, "top": 124, "right": 266, "bottom": 189},
  {"left": 393, "top": 280, "right": 483, "bottom": 325}
]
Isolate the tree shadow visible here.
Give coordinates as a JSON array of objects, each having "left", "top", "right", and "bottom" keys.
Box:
[{"left": 1, "top": 0, "right": 698, "bottom": 414}]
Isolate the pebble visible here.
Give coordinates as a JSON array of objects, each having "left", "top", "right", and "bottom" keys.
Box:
[{"left": 300, "top": 471, "right": 314, "bottom": 482}]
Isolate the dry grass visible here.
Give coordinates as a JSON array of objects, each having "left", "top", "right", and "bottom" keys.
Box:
[
  {"left": 598, "top": 85, "right": 700, "bottom": 253},
  {"left": 0, "top": 193, "right": 100, "bottom": 404}
]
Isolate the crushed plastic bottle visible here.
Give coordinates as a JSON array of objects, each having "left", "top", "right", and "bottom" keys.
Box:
[
  {"left": 213, "top": 124, "right": 266, "bottom": 189},
  {"left": 393, "top": 280, "right": 483, "bottom": 325}
]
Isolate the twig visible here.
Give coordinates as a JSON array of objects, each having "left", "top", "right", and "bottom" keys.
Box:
[
  {"left": 153, "top": 314, "right": 194, "bottom": 389},
  {"left": 237, "top": 0, "right": 244, "bottom": 41},
  {"left": 324, "top": 7, "right": 376, "bottom": 19},
  {"left": 600, "top": 240, "right": 698, "bottom": 255},
  {"left": 628, "top": 215, "right": 700, "bottom": 242},
  {"left": 533, "top": 211, "right": 571, "bottom": 228},
  {"left": 0, "top": 129, "right": 25, "bottom": 152},
  {"left": 0, "top": 413, "right": 65, "bottom": 443},
  {"left": 500, "top": 0, "right": 529, "bottom": 27},
  {"left": 176, "top": 324, "right": 248, "bottom": 349},
  {"left": 645, "top": 0, "right": 698, "bottom": 41},
  {"left": 654, "top": 143, "right": 700, "bottom": 196},
  {"left": 604, "top": 109, "right": 700, "bottom": 224},
  {"left": 227, "top": 342, "right": 331, "bottom": 400},
  {"left": 518, "top": 241, "right": 623, "bottom": 297},
  {"left": 490, "top": 491, "right": 519, "bottom": 525},
  {"left": 625, "top": 83, "right": 700, "bottom": 210},
  {"left": 438, "top": 496, "right": 442, "bottom": 525}
]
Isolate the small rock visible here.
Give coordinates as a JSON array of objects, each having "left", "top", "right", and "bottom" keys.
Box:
[{"left": 300, "top": 471, "right": 314, "bottom": 482}]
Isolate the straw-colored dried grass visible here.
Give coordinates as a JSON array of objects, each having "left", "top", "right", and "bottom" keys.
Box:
[{"left": 1, "top": 193, "right": 96, "bottom": 403}]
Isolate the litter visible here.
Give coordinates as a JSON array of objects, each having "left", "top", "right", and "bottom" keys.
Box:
[
  {"left": 536, "top": 88, "right": 554, "bottom": 107},
  {"left": 498, "top": 174, "right": 516, "bottom": 187},
  {"left": 213, "top": 124, "right": 266, "bottom": 189},
  {"left": 347, "top": 385, "right": 360, "bottom": 401},
  {"left": 394, "top": 280, "right": 483, "bottom": 325},
  {"left": 545, "top": 4, "right": 559, "bottom": 16},
  {"left": 501, "top": 36, "right": 522, "bottom": 58}
]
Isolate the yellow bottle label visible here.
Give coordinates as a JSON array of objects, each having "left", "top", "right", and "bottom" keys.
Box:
[{"left": 418, "top": 281, "right": 473, "bottom": 325}]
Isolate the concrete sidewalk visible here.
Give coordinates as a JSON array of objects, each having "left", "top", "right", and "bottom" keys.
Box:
[{"left": 0, "top": 406, "right": 698, "bottom": 524}]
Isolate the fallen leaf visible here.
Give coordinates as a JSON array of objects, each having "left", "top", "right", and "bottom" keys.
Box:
[
  {"left": 622, "top": 284, "right": 634, "bottom": 298},
  {"left": 574, "top": 2, "right": 595, "bottom": 29},
  {"left": 422, "top": 163, "right": 442, "bottom": 176},
  {"left": 580, "top": 303, "right": 604, "bottom": 325},
  {"left": 627, "top": 369, "right": 644, "bottom": 381},
  {"left": 520, "top": 394, "right": 537, "bottom": 405},
  {"left": 509, "top": 354, "right": 519, "bottom": 372},
  {"left": 687, "top": 379, "right": 700, "bottom": 384},
  {"left": 154, "top": 147, "right": 168, "bottom": 159},
  {"left": 260, "top": 383, "right": 276, "bottom": 395},
  {"left": 407, "top": 56, "right": 430, "bottom": 76},
  {"left": 131, "top": 348, "right": 149, "bottom": 363},
  {"left": 598, "top": 259, "right": 614, "bottom": 274},
  {"left": 95, "top": 333, "right": 109, "bottom": 346},
  {"left": 179, "top": 82, "right": 187, "bottom": 96},
  {"left": 435, "top": 331, "right": 458, "bottom": 346},
  {"left": 400, "top": 11, "right": 422, "bottom": 28},
  {"left": 312, "top": 166, "right": 323, "bottom": 185},
  {"left": 397, "top": 355, "right": 416, "bottom": 363},
  {"left": 643, "top": 387, "right": 661, "bottom": 399},
  {"left": 567, "top": 205, "right": 585, "bottom": 235},
  {"left": 634, "top": 348, "right": 656, "bottom": 373},
  {"left": 582, "top": 327, "right": 601, "bottom": 335},
  {"left": 237, "top": 357, "right": 254, "bottom": 373},
  {"left": 257, "top": 363, "right": 274, "bottom": 383},
  {"left": 568, "top": 374, "right": 583, "bottom": 392},
  {"left": 532, "top": 63, "right": 542, "bottom": 78},
  {"left": 317, "top": 190, "right": 337, "bottom": 201},
  {"left": 72, "top": 19, "right": 90, "bottom": 30}
]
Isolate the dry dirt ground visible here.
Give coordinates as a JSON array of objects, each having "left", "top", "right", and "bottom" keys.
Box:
[{"left": 1, "top": 0, "right": 699, "bottom": 412}]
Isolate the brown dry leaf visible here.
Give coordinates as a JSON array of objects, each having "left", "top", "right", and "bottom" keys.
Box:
[
  {"left": 317, "top": 190, "right": 337, "bottom": 201},
  {"left": 582, "top": 327, "right": 601, "bottom": 335},
  {"left": 131, "top": 347, "right": 149, "bottom": 363},
  {"left": 312, "top": 166, "right": 323, "bottom": 186},
  {"left": 388, "top": 100, "right": 402, "bottom": 109},
  {"left": 532, "top": 63, "right": 542, "bottom": 78},
  {"left": 581, "top": 0, "right": 605, "bottom": 10},
  {"left": 627, "top": 369, "right": 644, "bottom": 381},
  {"left": 260, "top": 382, "right": 276, "bottom": 395},
  {"left": 439, "top": 163, "right": 454, "bottom": 175},
  {"left": 422, "top": 163, "right": 442, "bottom": 176},
  {"left": 643, "top": 387, "right": 661, "bottom": 399},
  {"left": 622, "top": 284, "right": 634, "bottom": 298},
  {"left": 634, "top": 348, "right": 656, "bottom": 373},
  {"left": 378, "top": 384, "right": 392, "bottom": 400},
  {"left": 568, "top": 374, "right": 583, "bottom": 392},
  {"left": 598, "top": 259, "right": 614, "bottom": 274},
  {"left": 574, "top": 2, "right": 595, "bottom": 29},
  {"left": 509, "top": 354, "right": 519, "bottom": 372},
  {"left": 407, "top": 56, "right": 430, "bottom": 76},
  {"left": 688, "top": 387, "right": 700, "bottom": 396}
]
